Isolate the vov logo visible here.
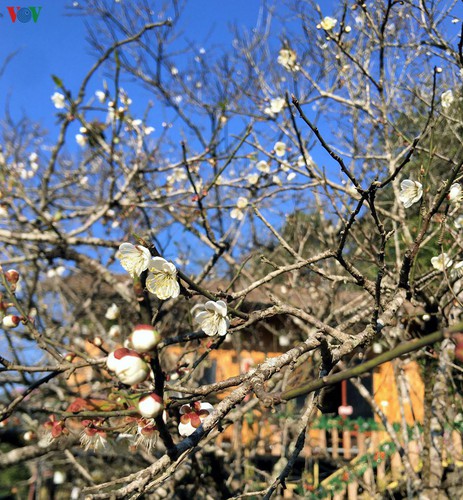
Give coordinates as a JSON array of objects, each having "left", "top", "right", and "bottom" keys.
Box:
[{"left": 7, "top": 6, "right": 42, "bottom": 23}]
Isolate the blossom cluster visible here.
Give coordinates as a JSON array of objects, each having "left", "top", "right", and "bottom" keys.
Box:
[
  {"left": 31, "top": 240, "right": 232, "bottom": 452},
  {"left": 399, "top": 179, "right": 463, "bottom": 277},
  {"left": 116, "top": 242, "right": 230, "bottom": 337},
  {"left": 112, "top": 242, "right": 226, "bottom": 435},
  {"left": 1, "top": 269, "right": 26, "bottom": 330},
  {"left": 118, "top": 243, "right": 180, "bottom": 300},
  {"left": 399, "top": 179, "right": 462, "bottom": 209}
]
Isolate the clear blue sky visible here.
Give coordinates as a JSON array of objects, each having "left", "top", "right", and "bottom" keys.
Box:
[
  {"left": 0, "top": 1, "right": 276, "bottom": 133},
  {"left": 0, "top": 4, "right": 90, "bottom": 125},
  {"left": 0, "top": 1, "right": 344, "bottom": 128},
  {"left": 1, "top": 0, "right": 461, "bottom": 136}
]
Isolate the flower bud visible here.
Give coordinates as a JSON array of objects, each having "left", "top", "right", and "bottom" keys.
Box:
[
  {"left": 108, "top": 325, "right": 121, "bottom": 339},
  {"left": 107, "top": 348, "right": 150, "bottom": 385},
  {"left": 64, "top": 353, "right": 76, "bottom": 362},
  {"left": 4, "top": 269, "right": 19, "bottom": 285},
  {"left": 130, "top": 325, "right": 161, "bottom": 353},
  {"left": 105, "top": 303, "right": 120, "bottom": 320},
  {"left": 106, "top": 348, "right": 126, "bottom": 372},
  {"left": 23, "top": 431, "right": 35, "bottom": 442},
  {"left": 138, "top": 393, "right": 164, "bottom": 418},
  {"left": 2, "top": 315, "right": 20, "bottom": 329},
  {"left": 93, "top": 336, "right": 103, "bottom": 347}
]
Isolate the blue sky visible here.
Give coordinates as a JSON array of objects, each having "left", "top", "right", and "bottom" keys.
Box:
[
  {"left": 1, "top": 0, "right": 461, "bottom": 136},
  {"left": 0, "top": 3, "right": 89, "bottom": 125},
  {"left": 0, "top": 1, "right": 272, "bottom": 132}
]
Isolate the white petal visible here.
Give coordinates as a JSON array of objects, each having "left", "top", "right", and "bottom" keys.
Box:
[
  {"left": 146, "top": 271, "right": 179, "bottom": 300},
  {"left": 118, "top": 243, "right": 151, "bottom": 277},
  {"left": 199, "top": 402, "right": 214, "bottom": 413},
  {"left": 195, "top": 312, "right": 218, "bottom": 336},
  {"left": 215, "top": 300, "right": 228, "bottom": 317},
  {"left": 216, "top": 317, "right": 229, "bottom": 336},
  {"left": 400, "top": 179, "right": 415, "bottom": 189},
  {"left": 178, "top": 421, "right": 195, "bottom": 437}
]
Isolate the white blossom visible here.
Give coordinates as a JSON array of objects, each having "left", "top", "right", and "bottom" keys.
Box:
[
  {"left": 399, "top": 179, "right": 423, "bottom": 208},
  {"left": 277, "top": 48, "right": 299, "bottom": 71},
  {"left": 167, "top": 169, "right": 187, "bottom": 184},
  {"left": 230, "top": 208, "right": 245, "bottom": 220},
  {"left": 264, "top": 97, "right": 286, "bottom": 116},
  {"left": 47, "top": 266, "right": 65, "bottom": 279},
  {"left": 95, "top": 90, "right": 106, "bottom": 103},
  {"left": 448, "top": 183, "right": 462, "bottom": 204},
  {"left": 452, "top": 261, "right": 463, "bottom": 278},
  {"left": 247, "top": 173, "right": 259, "bottom": 185},
  {"left": 75, "top": 134, "right": 87, "bottom": 147},
  {"left": 105, "top": 303, "right": 120, "bottom": 320},
  {"left": 108, "top": 325, "right": 121, "bottom": 339},
  {"left": 297, "top": 154, "right": 314, "bottom": 168},
  {"left": 120, "top": 89, "right": 132, "bottom": 106},
  {"left": 279, "top": 335, "right": 290, "bottom": 347},
  {"left": 178, "top": 402, "right": 214, "bottom": 437},
  {"left": 431, "top": 253, "right": 453, "bottom": 272},
  {"left": 272, "top": 175, "right": 282, "bottom": 186},
  {"left": 133, "top": 421, "right": 158, "bottom": 450},
  {"left": 287, "top": 172, "right": 296, "bottom": 181},
  {"left": 318, "top": 16, "right": 337, "bottom": 31},
  {"left": 441, "top": 90, "right": 455, "bottom": 109},
  {"left": 23, "top": 431, "right": 34, "bottom": 442},
  {"left": 193, "top": 300, "right": 229, "bottom": 337},
  {"left": 51, "top": 92, "right": 66, "bottom": 109},
  {"left": 118, "top": 242, "right": 152, "bottom": 278},
  {"left": 146, "top": 257, "right": 180, "bottom": 300},
  {"left": 231, "top": 197, "right": 248, "bottom": 220},
  {"left": 454, "top": 215, "right": 463, "bottom": 229},
  {"left": 236, "top": 197, "right": 248, "bottom": 209},
  {"left": 274, "top": 141, "right": 286, "bottom": 157},
  {"left": 256, "top": 160, "right": 270, "bottom": 173},
  {"left": 20, "top": 169, "right": 34, "bottom": 180}
]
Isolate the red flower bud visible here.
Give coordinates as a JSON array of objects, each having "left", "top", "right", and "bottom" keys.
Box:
[
  {"left": 106, "top": 348, "right": 149, "bottom": 385},
  {"left": 130, "top": 325, "right": 161, "bottom": 353},
  {"left": 2, "top": 315, "right": 21, "bottom": 329},
  {"left": 138, "top": 393, "right": 164, "bottom": 418},
  {"left": 4, "top": 269, "right": 19, "bottom": 285}
]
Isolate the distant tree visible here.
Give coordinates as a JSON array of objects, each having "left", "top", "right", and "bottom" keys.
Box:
[{"left": 1, "top": 1, "right": 463, "bottom": 498}]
